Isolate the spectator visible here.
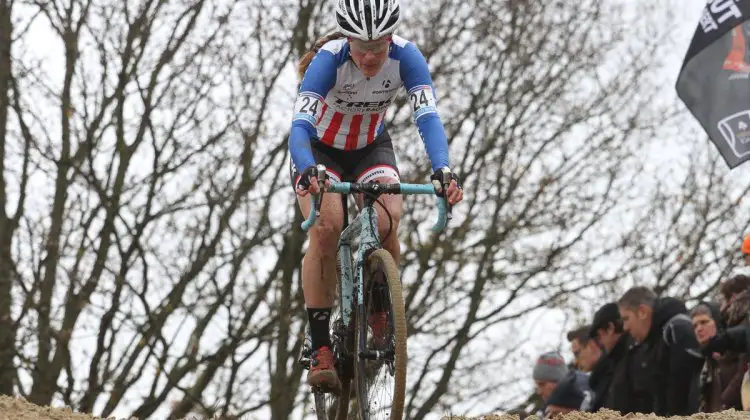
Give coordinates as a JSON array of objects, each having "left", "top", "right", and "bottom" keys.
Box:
[
  {"left": 577, "top": 332, "right": 603, "bottom": 374},
  {"left": 721, "top": 274, "right": 750, "bottom": 326},
  {"left": 543, "top": 371, "right": 594, "bottom": 419},
  {"left": 532, "top": 351, "right": 591, "bottom": 416},
  {"left": 691, "top": 301, "right": 743, "bottom": 412},
  {"left": 587, "top": 303, "right": 630, "bottom": 412},
  {"left": 533, "top": 351, "right": 570, "bottom": 403},
  {"left": 618, "top": 286, "right": 703, "bottom": 416},
  {"left": 567, "top": 326, "right": 601, "bottom": 373},
  {"left": 566, "top": 326, "right": 590, "bottom": 371}
]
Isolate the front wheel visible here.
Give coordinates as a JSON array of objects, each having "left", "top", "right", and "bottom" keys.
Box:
[{"left": 355, "top": 249, "right": 407, "bottom": 420}]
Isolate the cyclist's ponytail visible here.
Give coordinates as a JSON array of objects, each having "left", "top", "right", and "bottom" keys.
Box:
[{"left": 298, "top": 32, "right": 346, "bottom": 81}]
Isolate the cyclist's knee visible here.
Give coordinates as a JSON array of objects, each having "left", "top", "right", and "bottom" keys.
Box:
[
  {"left": 308, "top": 217, "right": 342, "bottom": 252},
  {"left": 378, "top": 201, "right": 402, "bottom": 238}
]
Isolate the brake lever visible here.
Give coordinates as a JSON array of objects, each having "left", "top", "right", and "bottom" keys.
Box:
[
  {"left": 442, "top": 172, "right": 453, "bottom": 221},
  {"left": 313, "top": 164, "right": 327, "bottom": 217}
]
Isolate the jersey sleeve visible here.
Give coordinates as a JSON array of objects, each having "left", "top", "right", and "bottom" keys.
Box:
[
  {"left": 399, "top": 42, "right": 450, "bottom": 171},
  {"left": 288, "top": 50, "right": 337, "bottom": 172}
]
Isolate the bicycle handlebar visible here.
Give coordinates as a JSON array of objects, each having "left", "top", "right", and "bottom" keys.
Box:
[{"left": 301, "top": 181, "right": 451, "bottom": 233}]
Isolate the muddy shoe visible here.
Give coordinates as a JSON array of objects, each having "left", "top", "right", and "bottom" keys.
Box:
[
  {"left": 307, "top": 346, "right": 340, "bottom": 391},
  {"left": 368, "top": 311, "right": 389, "bottom": 349}
]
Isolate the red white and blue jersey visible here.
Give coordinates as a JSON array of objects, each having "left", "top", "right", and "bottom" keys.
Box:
[{"left": 289, "top": 35, "right": 450, "bottom": 172}]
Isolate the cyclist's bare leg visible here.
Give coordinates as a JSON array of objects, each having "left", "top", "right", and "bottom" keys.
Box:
[
  {"left": 298, "top": 192, "right": 343, "bottom": 388},
  {"left": 297, "top": 193, "right": 344, "bottom": 309}
]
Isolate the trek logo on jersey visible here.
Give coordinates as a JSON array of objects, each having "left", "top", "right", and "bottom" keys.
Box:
[
  {"left": 408, "top": 85, "right": 437, "bottom": 122},
  {"left": 332, "top": 97, "right": 393, "bottom": 113}
]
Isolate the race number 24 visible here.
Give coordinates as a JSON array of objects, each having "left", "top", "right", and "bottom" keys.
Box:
[{"left": 408, "top": 85, "right": 437, "bottom": 121}]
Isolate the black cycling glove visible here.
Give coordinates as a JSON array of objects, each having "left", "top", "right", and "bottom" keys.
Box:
[
  {"left": 297, "top": 165, "right": 326, "bottom": 191},
  {"left": 430, "top": 167, "right": 461, "bottom": 197}
]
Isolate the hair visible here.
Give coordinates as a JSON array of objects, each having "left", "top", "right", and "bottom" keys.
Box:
[
  {"left": 608, "top": 318, "right": 625, "bottom": 334},
  {"left": 565, "top": 326, "right": 589, "bottom": 344},
  {"left": 297, "top": 32, "right": 347, "bottom": 81},
  {"left": 618, "top": 286, "right": 657, "bottom": 311},
  {"left": 719, "top": 274, "right": 750, "bottom": 300},
  {"left": 690, "top": 303, "right": 713, "bottom": 319}
]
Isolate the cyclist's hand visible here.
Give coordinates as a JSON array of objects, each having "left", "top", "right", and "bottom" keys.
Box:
[
  {"left": 431, "top": 167, "right": 463, "bottom": 205},
  {"left": 296, "top": 165, "right": 327, "bottom": 197},
  {"left": 446, "top": 179, "right": 463, "bottom": 205}
]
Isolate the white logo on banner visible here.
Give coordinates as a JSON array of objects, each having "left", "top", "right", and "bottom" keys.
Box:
[
  {"left": 701, "top": 0, "right": 743, "bottom": 32},
  {"left": 718, "top": 109, "right": 750, "bottom": 158}
]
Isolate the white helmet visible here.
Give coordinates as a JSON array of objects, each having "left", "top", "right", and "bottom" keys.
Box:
[{"left": 336, "top": 0, "right": 401, "bottom": 41}]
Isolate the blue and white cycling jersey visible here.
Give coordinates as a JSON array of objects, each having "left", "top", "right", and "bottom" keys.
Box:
[{"left": 289, "top": 35, "right": 450, "bottom": 173}]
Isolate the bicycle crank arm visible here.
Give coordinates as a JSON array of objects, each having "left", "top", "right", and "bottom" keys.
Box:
[{"left": 359, "top": 349, "right": 394, "bottom": 361}]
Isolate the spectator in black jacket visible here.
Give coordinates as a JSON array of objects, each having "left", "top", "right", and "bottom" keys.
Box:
[
  {"left": 586, "top": 303, "right": 624, "bottom": 412},
  {"left": 691, "top": 300, "right": 743, "bottom": 412},
  {"left": 618, "top": 286, "right": 703, "bottom": 416}
]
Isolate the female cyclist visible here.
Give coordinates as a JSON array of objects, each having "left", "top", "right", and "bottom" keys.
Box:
[{"left": 289, "top": 0, "right": 463, "bottom": 390}]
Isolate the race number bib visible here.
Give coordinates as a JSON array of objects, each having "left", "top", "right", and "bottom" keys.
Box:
[
  {"left": 293, "top": 92, "right": 324, "bottom": 125},
  {"left": 408, "top": 85, "right": 437, "bottom": 122}
]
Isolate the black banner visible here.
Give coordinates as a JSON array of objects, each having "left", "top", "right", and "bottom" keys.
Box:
[{"left": 676, "top": 0, "right": 750, "bottom": 169}]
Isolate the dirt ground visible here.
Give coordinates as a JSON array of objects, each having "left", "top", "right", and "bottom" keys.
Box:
[
  {"left": 0, "top": 395, "right": 118, "bottom": 420},
  {"left": 442, "top": 409, "right": 750, "bottom": 420},
  {"left": 1, "top": 396, "right": 747, "bottom": 420},
  {"left": 442, "top": 408, "right": 750, "bottom": 420}
]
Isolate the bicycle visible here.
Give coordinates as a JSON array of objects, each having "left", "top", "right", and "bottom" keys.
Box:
[{"left": 297, "top": 164, "right": 452, "bottom": 420}]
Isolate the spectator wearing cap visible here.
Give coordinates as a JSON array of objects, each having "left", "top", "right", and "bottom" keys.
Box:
[
  {"left": 691, "top": 301, "right": 743, "bottom": 412},
  {"left": 585, "top": 303, "right": 626, "bottom": 412},
  {"left": 543, "top": 370, "right": 594, "bottom": 419}
]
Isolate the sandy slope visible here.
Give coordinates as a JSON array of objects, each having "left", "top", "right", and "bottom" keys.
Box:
[
  {"left": 0, "top": 396, "right": 747, "bottom": 420},
  {"left": 0, "top": 395, "right": 120, "bottom": 420},
  {"left": 442, "top": 408, "right": 750, "bottom": 420}
]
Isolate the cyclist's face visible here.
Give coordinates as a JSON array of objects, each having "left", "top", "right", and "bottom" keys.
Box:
[{"left": 349, "top": 36, "right": 391, "bottom": 77}]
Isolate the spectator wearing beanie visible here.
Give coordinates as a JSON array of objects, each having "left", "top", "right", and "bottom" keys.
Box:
[
  {"left": 533, "top": 351, "right": 569, "bottom": 402},
  {"left": 544, "top": 371, "right": 594, "bottom": 418}
]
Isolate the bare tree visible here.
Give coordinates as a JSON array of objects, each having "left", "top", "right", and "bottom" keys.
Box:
[
  {"left": 0, "top": 0, "right": 22, "bottom": 397},
  {"left": 3, "top": 0, "right": 319, "bottom": 418},
  {"left": 616, "top": 140, "right": 750, "bottom": 302},
  {"left": 379, "top": 0, "right": 683, "bottom": 417}
]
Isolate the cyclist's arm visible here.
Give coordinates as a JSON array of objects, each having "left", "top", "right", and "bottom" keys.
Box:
[
  {"left": 289, "top": 50, "right": 337, "bottom": 171},
  {"left": 399, "top": 41, "right": 450, "bottom": 171}
]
